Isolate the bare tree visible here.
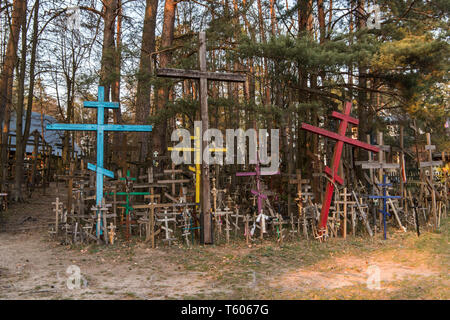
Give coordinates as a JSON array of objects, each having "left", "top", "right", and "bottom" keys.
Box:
[{"left": 0, "top": 0, "right": 27, "bottom": 184}]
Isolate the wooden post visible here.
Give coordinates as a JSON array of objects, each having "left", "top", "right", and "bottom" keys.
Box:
[
  {"left": 150, "top": 195, "right": 155, "bottom": 248},
  {"left": 428, "top": 133, "right": 436, "bottom": 229},
  {"left": 231, "top": 205, "right": 244, "bottom": 238},
  {"left": 102, "top": 199, "right": 109, "bottom": 245},
  {"left": 108, "top": 223, "right": 116, "bottom": 244},
  {"left": 211, "top": 177, "right": 217, "bottom": 217},
  {"left": 224, "top": 211, "right": 231, "bottom": 244},
  {"left": 146, "top": 186, "right": 156, "bottom": 248},
  {"left": 198, "top": 32, "right": 212, "bottom": 244},
  {"left": 350, "top": 204, "right": 356, "bottom": 236},
  {"left": 343, "top": 188, "right": 347, "bottom": 239},
  {"left": 244, "top": 214, "right": 250, "bottom": 245},
  {"left": 387, "top": 197, "right": 406, "bottom": 232},
  {"left": 31, "top": 131, "right": 40, "bottom": 192},
  {"left": 113, "top": 185, "right": 117, "bottom": 224},
  {"left": 352, "top": 191, "right": 374, "bottom": 237},
  {"left": 377, "top": 132, "right": 384, "bottom": 230},
  {"left": 67, "top": 163, "right": 74, "bottom": 215},
  {"left": 400, "top": 126, "right": 406, "bottom": 212}
]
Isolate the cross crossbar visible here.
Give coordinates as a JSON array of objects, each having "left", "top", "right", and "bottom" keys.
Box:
[{"left": 156, "top": 68, "right": 246, "bottom": 83}]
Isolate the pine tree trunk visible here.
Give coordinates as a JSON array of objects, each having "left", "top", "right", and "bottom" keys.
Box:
[
  {"left": 153, "top": 0, "right": 177, "bottom": 164},
  {"left": 356, "top": 0, "right": 372, "bottom": 158},
  {"left": 257, "top": 0, "right": 270, "bottom": 105},
  {"left": 135, "top": 0, "right": 158, "bottom": 164},
  {"left": 112, "top": 0, "right": 123, "bottom": 169},
  {"left": 269, "top": 0, "right": 277, "bottom": 36},
  {"left": 100, "top": 0, "right": 118, "bottom": 166},
  {"left": 317, "top": 0, "right": 325, "bottom": 43}
]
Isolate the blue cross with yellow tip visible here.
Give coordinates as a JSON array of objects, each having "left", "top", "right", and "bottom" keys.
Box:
[{"left": 47, "top": 86, "right": 152, "bottom": 235}]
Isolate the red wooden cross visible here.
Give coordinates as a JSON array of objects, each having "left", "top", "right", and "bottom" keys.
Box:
[{"left": 301, "top": 102, "right": 380, "bottom": 236}]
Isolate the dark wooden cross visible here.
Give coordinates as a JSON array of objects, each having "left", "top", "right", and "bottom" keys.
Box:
[
  {"left": 420, "top": 133, "right": 443, "bottom": 172},
  {"left": 356, "top": 132, "right": 400, "bottom": 180},
  {"left": 307, "top": 149, "right": 323, "bottom": 201},
  {"left": 419, "top": 133, "right": 442, "bottom": 229},
  {"left": 289, "top": 169, "right": 310, "bottom": 200},
  {"left": 156, "top": 31, "right": 246, "bottom": 244},
  {"left": 334, "top": 187, "right": 356, "bottom": 239},
  {"left": 301, "top": 102, "right": 380, "bottom": 236}
]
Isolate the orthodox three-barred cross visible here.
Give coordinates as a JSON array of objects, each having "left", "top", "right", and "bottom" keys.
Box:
[
  {"left": 47, "top": 86, "right": 152, "bottom": 236},
  {"left": 301, "top": 102, "right": 380, "bottom": 236}
]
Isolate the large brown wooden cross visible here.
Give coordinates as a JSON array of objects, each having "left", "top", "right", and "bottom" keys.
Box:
[{"left": 156, "top": 32, "right": 246, "bottom": 244}]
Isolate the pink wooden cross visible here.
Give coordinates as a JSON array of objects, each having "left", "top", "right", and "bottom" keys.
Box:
[
  {"left": 301, "top": 102, "right": 380, "bottom": 236},
  {"left": 236, "top": 162, "right": 280, "bottom": 216}
]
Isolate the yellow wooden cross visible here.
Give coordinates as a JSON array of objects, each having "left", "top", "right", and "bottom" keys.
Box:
[{"left": 168, "top": 126, "right": 226, "bottom": 207}]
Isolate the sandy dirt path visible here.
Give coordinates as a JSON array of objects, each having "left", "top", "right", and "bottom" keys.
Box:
[{"left": 0, "top": 184, "right": 448, "bottom": 300}]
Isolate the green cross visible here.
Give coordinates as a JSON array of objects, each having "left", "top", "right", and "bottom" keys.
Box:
[
  {"left": 183, "top": 215, "right": 200, "bottom": 245},
  {"left": 108, "top": 171, "right": 150, "bottom": 216}
]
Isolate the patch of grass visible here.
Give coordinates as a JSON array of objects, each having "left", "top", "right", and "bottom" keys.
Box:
[
  {"left": 124, "top": 292, "right": 139, "bottom": 299},
  {"left": 87, "top": 244, "right": 101, "bottom": 254}
]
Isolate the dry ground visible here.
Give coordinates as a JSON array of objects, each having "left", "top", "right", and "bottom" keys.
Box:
[{"left": 0, "top": 184, "right": 448, "bottom": 300}]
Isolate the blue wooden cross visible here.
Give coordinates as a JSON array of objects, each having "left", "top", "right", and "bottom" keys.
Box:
[
  {"left": 368, "top": 175, "right": 402, "bottom": 240},
  {"left": 46, "top": 86, "right": 152, "bottom": 236}
]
